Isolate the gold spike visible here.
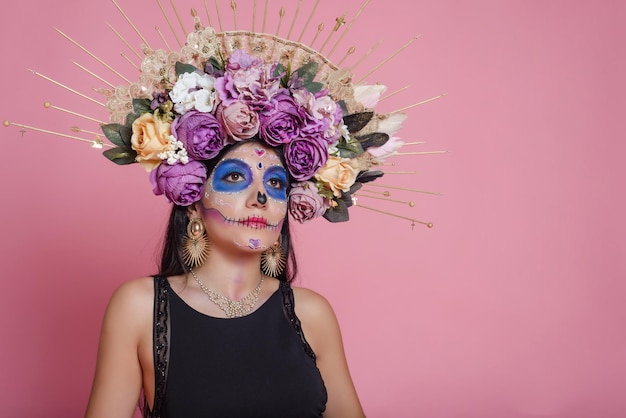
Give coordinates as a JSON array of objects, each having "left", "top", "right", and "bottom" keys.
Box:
[
  {"left": 155, "top": 26, "right": 173, "bottom": 51},
  {"left": 121, "top": 53, "right": 140, "bottom": 71},
  {"left": 298, "top": 0, "right": 320, "bottom": 43},
  {"left": 320, "top": 13, "right": 346, "bottom": 53},
  {"left": 403, "top": 141, "right": 426, "bottom": 146},
  {"left": 231, "top": 0, "right": 238, "bottom": 30},
  {"left": 395, "top": 150, "right": 448, "bottom": 156},
  {"left": 392, "top": 93, "right": 447, "bottom": 113},
  {"left": 361, "top": 188, "right": 391, "bottom": 197},
  {"left": 215, "top": 0, "right": 224, "bottom": 32},
  {"left": 276, "top": 7, "right": 286, "bottom": 36},
  {"left": 379, "top": 171, "right": 417, "bottom": 174},
  {"left": 368, "top": 183, "right": 441, "bottom": 195},
  {"left": 380, "top": 85, "right": 410, "bottom": 102},
  {"left": 354, "top": 193, "right": 416, "bottom": 206},
  {"left": 355, "top": 203, "right": 432, "bottom": 228},
  {"left": 72, "top": 61, "right": 115, "bottom": 89},
  {"left": 262, "top": 0, "right": 268, "bottom": 33},
  {"left": 110, "top": 0, "right": 152, "bottom": 50},
  {"left": 203, "top": 0, "right": 213, "bottom": 27},
  {"left": 27, "top": 69, "right": 106, "bottom": 107},
  {"left": 169, "top": 0, "right": 187, "bottom": 36},
  {"left": 70, "top": 126, "right": 103, "bottom": 137},
  {"left": 43, "top": 101, "right": 107, "bottom": 125},
  {"left": 251, "top": 0, "right": 256, "bottom": 32},
  {"left": 54, "top": 28, "right": 132, "bottom": 84},
  {"left": 357, "top": 35, "right": 421, "bottom": 84},
  {"left": 3, "top": 121, "right": 114, "bottom": 148},
  {"left": 338, "top": 46, "right": 356, "bottom": 66},
  {"left": 328, "top": 0, "right": 371, "bottom": 56},
  {"left": 191, "top": 8, "right": 202, "bottom": 31},
  {"left": 156, "top": 0, "right": 183, "bottom": 47},
  {"left": 287, "top": 0, "right": 303, "bottom": 39},
  {"left": 106, "top": 22, "right": 142, "bottom": 60},
  {"left": 310, "top": 23, "right": 324, "bottom": 47},
  {"left": 349, "top": 39, "right": 382, "bottom": 72}
]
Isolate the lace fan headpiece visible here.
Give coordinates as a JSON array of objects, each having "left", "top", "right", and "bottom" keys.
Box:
[{"left": 3, "top": 0, "right": 445, "bottom": 228}]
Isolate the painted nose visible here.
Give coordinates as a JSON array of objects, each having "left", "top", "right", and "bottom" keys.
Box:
[{"left": 257, "top": 191, "right": 267, "bottom": 205}]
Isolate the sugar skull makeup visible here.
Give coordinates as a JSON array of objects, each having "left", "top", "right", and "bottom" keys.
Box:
[{"left": 199, "top": 142, "right": 288, "bottom": 251}]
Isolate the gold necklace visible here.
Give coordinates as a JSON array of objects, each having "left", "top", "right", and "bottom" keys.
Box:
[{"left": 189, "top": 270, "right": 264, "bottom": 318}]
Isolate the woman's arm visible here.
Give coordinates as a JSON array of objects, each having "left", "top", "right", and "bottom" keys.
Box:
[
  {"left": 85, "top": 277, "right": 153, "bottom": 418},
  {"left": 294, "top": 287, "right": 365, "bottom": 418}
]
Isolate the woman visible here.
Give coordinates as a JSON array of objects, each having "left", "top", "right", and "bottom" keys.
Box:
[
  {"left": 85, "top": 140, "right": 365, "bottom": 417},
  {"left": 78, "top": 9, "right": 407, "bottom": 416}
]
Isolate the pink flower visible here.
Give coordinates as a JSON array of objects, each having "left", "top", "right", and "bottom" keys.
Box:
[
  {"left": 259, "top": 93, "right": 306, "bottom": 146},
  {"left": 171, "top": 110, "right": 225, "bottom": 160},
  {"left": 149, "top": 160, "right": 207, "bottom": 206},
  {"left": 216, "top": 102, "right": 260, "bottom": 142},
  {"left": 284, "top": 135, "right": 329, "bottom": 181},
  {"left": 288, "top": 182, "right": 329, "bottom": 223}
]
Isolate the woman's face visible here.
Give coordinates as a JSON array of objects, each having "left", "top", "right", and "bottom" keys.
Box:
[{"left": 199, "top": 141, "right": 288, "bottom": 253}]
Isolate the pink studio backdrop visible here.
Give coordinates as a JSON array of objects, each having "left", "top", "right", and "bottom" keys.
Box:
[{"left": 1, "top": 0, "right": 625, "bottom": 417}]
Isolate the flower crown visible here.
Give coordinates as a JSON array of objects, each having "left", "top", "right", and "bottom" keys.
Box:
[{"left": 5, "top": 1, "right": 444, "bottom": 227}]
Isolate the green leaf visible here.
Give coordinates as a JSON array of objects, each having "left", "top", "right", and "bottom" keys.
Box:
[
  {"left": 337, "top": 100, "right": 348, "bottom": 116},
  {"left": 336, "top": 140, "right": 364, "bottom": 159},
  {"left": 357, "top": 132, "right": 389, "bottom": 150},
  {"left": 208, "top": 56, "right": 224, "bottom": 72},
  {"left": 102, "top": 147, "right": 137, "bottom": 165},
  {"left": 175, "top": 61, "right": 198, "bottom": 76},
  {"left": 273, "top": 63, "right": 286, "bottom": 78},
  {"left": 132, "top": 98, "right": 152, "bottom": 115},
  {"left": 343, "top": 111, "right": 374, "bottom": 133},
  {"left": 125, "top": 112, "right": 140, "bottom": 128},
  {"left": 323, "top": 199, "right": 350, "bottom": 223},
  {"left": 349, "top": 182, "right": 363, "bottom": 194},
  {"left": 102, "top": 123, "right": 133, "bottom": 148},
  {"left": 357, "top": 170, "right": 384, "bottom": 183},
  {"left": 295, "top": 61, "right": 319, "bottom": 83},
  {"left": 303, "top": 81, "right": 324, "bottom": 94}
]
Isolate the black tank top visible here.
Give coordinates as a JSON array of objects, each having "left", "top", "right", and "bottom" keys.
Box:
[{"left": 147, "top": 276, "right": 327, "bottom": 418}]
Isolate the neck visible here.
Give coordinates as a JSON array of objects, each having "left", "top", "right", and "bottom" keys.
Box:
[{"left": 191, "top": 246, "right": 264, "bottom": 300}]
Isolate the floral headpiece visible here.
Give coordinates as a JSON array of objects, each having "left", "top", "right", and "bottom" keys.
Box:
[{"left": 5, "top": 0, "right": 445, "bottom": 227}]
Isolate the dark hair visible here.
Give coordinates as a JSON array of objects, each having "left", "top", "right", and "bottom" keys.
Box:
[{"left": 157, "top": 140, "right": 298, "bottom": 282}]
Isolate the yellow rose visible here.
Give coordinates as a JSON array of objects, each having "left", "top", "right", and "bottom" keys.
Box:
[
  {"left": 315, "top": 156, "right": 361, "bottom": 198},
  {"left": 131, "top": 113, "right": 171, "bottom": 171}
]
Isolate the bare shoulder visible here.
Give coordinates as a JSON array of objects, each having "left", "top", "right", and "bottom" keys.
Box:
[
  {"left": 291, "top": 286, "right": 336, "bottom": 324},
  {"left": 103, "top": 276, "right": 155, "bottom": 330}
]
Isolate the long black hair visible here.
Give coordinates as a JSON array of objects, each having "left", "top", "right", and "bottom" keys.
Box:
[{"left": 157, "top": 140, "right": 298, "bottom": 282}]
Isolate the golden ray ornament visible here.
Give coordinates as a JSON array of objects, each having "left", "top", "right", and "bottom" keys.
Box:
[
  {"left": 260, "top": 238, "right": 286, "bottom": 278},
  {"left": 3, "top": 0, "right": 447, "bottom": 230},
  {"left": 182, "top": 218, "right": 210, "bottom": 269}
]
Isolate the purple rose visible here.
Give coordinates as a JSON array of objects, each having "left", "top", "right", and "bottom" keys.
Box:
[
  {"left": 215, "top": 50, "right": 281, "bottom": 110},
  {"left": 284, "top": 136, "right": 329, "bottom": 181},
  {"left": 288, "top": 181, "right": 329, "bottom": 223},
  {"left": 259, "top": 94, "right": 306, "bottom": 146},
  {"left": 171, "top": 110, "right": 225, "bottom": 160},
  {"left": 216, "top": 102, "right": 259, "bottom": 142},
  {"left": 149, "top": 160, "right": 207, "bottom": 206}
]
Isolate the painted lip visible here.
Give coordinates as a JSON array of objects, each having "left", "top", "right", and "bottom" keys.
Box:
[{"left": 239, "top": 216, "right": 274, "bottom": 229}]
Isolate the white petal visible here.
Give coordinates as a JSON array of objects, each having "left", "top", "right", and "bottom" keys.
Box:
[{"left": 353, "top": 84, "right": 387, "bottom": 108}]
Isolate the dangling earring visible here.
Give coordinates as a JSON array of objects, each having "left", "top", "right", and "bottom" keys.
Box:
[
  {"left": 182, "top": 218, "right": 210, "bottom": 269},
  {"left": 261, "top": 236, "right": 286, "bottom": 277}
]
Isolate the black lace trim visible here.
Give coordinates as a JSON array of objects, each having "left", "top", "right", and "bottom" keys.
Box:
[
  {"left": 279, "top": 281, "right": 317, "bottom": 363},
  {"left": 143, "top": 276, "right": 170, "bottom": 418}
]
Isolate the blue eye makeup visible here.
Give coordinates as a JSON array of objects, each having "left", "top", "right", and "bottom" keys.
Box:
[
  {"left": 212, "top": 159, "right": 254, "bottom": 193},
  {"left": 263, "top": 166, "right": 288, "bottom": 201}
]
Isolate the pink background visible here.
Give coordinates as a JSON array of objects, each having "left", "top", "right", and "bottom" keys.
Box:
[{"left": 1, "top": 0, "right": 625, "bottom": 417}]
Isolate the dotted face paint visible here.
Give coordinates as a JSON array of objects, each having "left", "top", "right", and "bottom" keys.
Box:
[{"left": 200, "top": 142, "right": 288, "bottom": 252}]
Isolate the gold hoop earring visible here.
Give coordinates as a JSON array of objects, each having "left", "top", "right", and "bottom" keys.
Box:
[
  {"left": 261, "top": 236, "right": 286, "bottom": 278},
  {"left": 182, "top": 218, "right": 210, "bottom": 269}
]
